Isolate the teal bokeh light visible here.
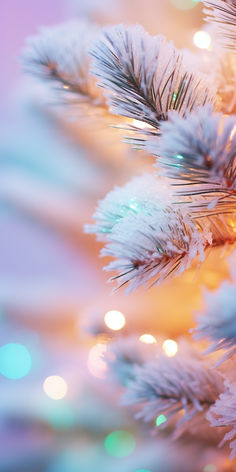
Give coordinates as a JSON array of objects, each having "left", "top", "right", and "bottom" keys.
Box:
[
  {"left": 104, "top": 430, "right": 136, "bottom": 458},
  {"left": 0, "top": 343, "right": 32, "bottom": 379},
  {"left": 136, "top": 470, "right": 152, "bottom": 472},
  {"left": 156, "top": 414, "right": 167, "bottom": 427},
  {"left": 171, "top": 0, "right": 199, "bottom": 10}
]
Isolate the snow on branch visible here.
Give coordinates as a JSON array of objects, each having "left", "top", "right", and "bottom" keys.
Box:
[
  {"left": 207, "top": 381, "right": 236, "bottom": 458},
  {"left": 22, "top": 20, "right": 104, "bottom": 104},
  {"left": 85, "top": 173, "right": 170, "bottom": 240},
  {"left": 102, "top": 204, "right": 210, "bottom": 292},
  {"left": 193, "top": 279, "right": 236, "bottom": 364},
  {"left": 122, "top": 344, "right": 224, "bottom": 434},
  {"left": 106, "top": 335, "right": 160, "bottom": 385},
  {"left": 203, "top": 1, "right": 236, "bottom": 51},
  {"left": 86, "top": 172, "right": 211, "bottom": 291},
  {"left": 146, "top": 105, "right": 236, "bottom": 215},
  {"left": 90, "top": 24, "right": 214, "bottom": 130}
]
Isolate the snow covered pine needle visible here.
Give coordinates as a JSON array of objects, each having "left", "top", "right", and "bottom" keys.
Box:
[
  {"left": 122, "top": 345, "right": 223, "bottom": 434},
  {"left": 22, "top": 20, "right": 103, "bottom": 104},
  {"left": 90, "top": 24, "right": 214, "bottom": 131},
  {"left": 194, "top": 280, "right": 236, "bottom": 363},
  {"left": 203, "top": 1, "right": 236, "bottom": 51},
  {"left": 86, "top": 173, "right": 211, "bottom": 291}
]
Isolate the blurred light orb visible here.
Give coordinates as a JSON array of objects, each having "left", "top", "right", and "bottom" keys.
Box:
[
  {"left": 136, "top": 470, "right": 152, "bottom": 472},
  {"left": 162, "top": 339, "right": 178, "bottom": 357},
  {"left": 193, "top": 31, "right": 211, "bottom": 49},
  {"left": 156, "top": 414, "right": 167, "bottom": 427},
  {"left": 104, "top": 310, "right": 126, "bottom": 331},
  {"left": 105, "top": 430, "right": 136, "bottom": 458},
  {"left": 203, "top": 465, "right": 217, "bottom": 472},
  {"left": 171, "top": 0, "right": 199, "bottom": 10},
  {"left": 43, "top": 375, "right": 68, "bottom": 400},
  {"left": 87, "top": 343, "right": 107, "bottom": 378},
  {"left": 0, "top": 343, "right": 32, "bottom": 379},
  {"left": 139, "top": 334, "right": 157, "bottom": 344}
]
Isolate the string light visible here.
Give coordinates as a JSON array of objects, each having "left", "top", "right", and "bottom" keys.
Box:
[
  {"left": 104, "top": 310, "right": 126, "bottom": 331},
  {"left": 162, "top": 339, "right": 178, "bottom": 357},
  {"left": 43, "top": 375, "right": 68, "bottom": 400},
  {"left": 139, "top": 334, "right": 157, "bottom": 344},
  {"left": 156, "top": 414, "right": 167, "bottom": 427},
  {"left": 104, "top": 430, "right": 136, "bottom": 458},
  {"left": 0, "top": 343, "right": 32, "bottom": 379},
  {"left": 193, "top": 31, "right": 211, "bottom": 50},
  {"left": 87, "top": 342, "right": 108, "bottom": 378}
]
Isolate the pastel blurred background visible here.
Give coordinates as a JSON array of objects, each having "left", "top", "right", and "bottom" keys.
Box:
[{"left": 0, "top": 2, "right": 224, "bottom": 471}]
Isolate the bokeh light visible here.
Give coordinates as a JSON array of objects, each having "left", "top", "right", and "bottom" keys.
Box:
[
  {"left": 162, "top": 339, "right": 178, "bottom": 357},
  {"left": 203, "top": 465, "right": 217, "bottom": 472},
  {"left": 87, "top": 342, "right": 108, "bottom": 378},
  {"left": 139, "top": 334, "right": 157, "bottom": 344},
  {"left": 136, "top": 470, "right": 152, "bottom": 472},
  {"left": 43, "top": 375, "right": 68, "bottom": 400},
  {"left": 171, "top": 0, "right": 199, "bottom": 10},
  {"left": 156, "top": 414, "right": 167, "bottom": 427},
  {"left": 104, "top": 310, "right": 126, "bottom": 331},
  {"left": 193, "top": 31, "right": 211, "bottom": 49},
  {"left": 0, "top": 343, "right": 32, "bottom": 379},
  {"left": 104, "top": 430, "right": 136, "bottom": 458}
]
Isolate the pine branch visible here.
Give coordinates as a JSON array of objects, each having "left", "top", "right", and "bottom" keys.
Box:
[
  {"left": 193, "top": 250, "right": 236, "bottom": 364},
  {"left": 106, "top": 335, "right": 159, "bottom": 385},
  {"left": 122, "top": 344, "right": 224, "bottom": 435},
  {"left": 102, "top": 205, "right": 209, "bottom": 292},
  {"left": 203, "top": 0, "right": 236, "bottom": 51},
  {"left": 22, "top": 20, "right": 104, "bottom": 105},
  {"left": 144, "top": 105, "right": 236, "bottom": 214},
  {"left": 90, "top": 24, "right": 214, "bottom": 130},
  {"left": 86, "top": 173, "right": 212, "bottom": 292},
  {"left": 207, "top": 380, "right": 236, "bottom": 458}
]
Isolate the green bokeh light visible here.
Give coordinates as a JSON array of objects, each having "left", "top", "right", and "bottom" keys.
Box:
[
  {"left": 104, "top": 430, "right": 136, "bottom": 458},
  {"left": 203, "top": 465, "right": 217, "bottom": 472},
  {"left": 0, "top": 343, "right": 32, "bottom": 379},
  {"left": 171, "top": 0, "right": 199, "bottom": 10},
  {"left": 156, "top": 414, "right": 167, "bottom": 427},
  {"left": 135, "top": 469, "right": 152, "bottom": 472}
]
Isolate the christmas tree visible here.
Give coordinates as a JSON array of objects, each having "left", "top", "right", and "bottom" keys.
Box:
[{"left": 17, "top": 0, "right": 236, "bottom": 470}]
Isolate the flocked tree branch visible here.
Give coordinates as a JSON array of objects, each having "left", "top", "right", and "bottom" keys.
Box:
[
  {"left": 203, "top": 0, "right": 236, "bottom": 52},
  {"left": 90, "top": 24, "right": 215, "bottom": 131},
  {"left": 22, "top": 20, "right": 105, "bottom": 105},
  {"left": 121, "top": 343, "right": 224, "bottom": 436}
]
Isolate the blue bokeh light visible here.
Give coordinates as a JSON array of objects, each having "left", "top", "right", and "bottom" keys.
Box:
[{"left": 0, "top": 343, "right": 32, "bottom": 379}]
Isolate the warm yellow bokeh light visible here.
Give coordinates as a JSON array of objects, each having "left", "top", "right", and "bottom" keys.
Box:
[
  {"left": 87, "top": 343, "right": 108, "bottom": 378},
  {"left": 43, "top": 375, "right": 68, "bottom": 400},
  {"left": 162, "top": 339, "right": 178, "bottom": 357},
  {"left": 139, "top": 334, "right": 157, "bottom": 344},
  {"left": 193, "top": 31, "right": 211, "bottom": 49},
  {"left": 104, "top": 310, "right": 126, "bottom": 331}
]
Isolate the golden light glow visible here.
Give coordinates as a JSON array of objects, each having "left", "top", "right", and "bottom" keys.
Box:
[
  {"left": 193, "top": 31, "right": 211, "bottom": 50},
  {"left": 139, "top": 334, "right": 157, "bottom": 344},
  {"left": 104, "top": 310, "right": 126, "bottom": 331},
  {"left": 87, "top": 343, "right": 108, "bottom": 378},
  {"left": 43, "top": 375, "right": 68, "bottom": 400},
  {"left": 230, "top": 124, "right": 236, "bottom": 141},
  {"left": 132, "top": 119, "right": 153, "bottom": 130},
  {"left": 162, "top": 339, "right": 178, "bottom": 357}
]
